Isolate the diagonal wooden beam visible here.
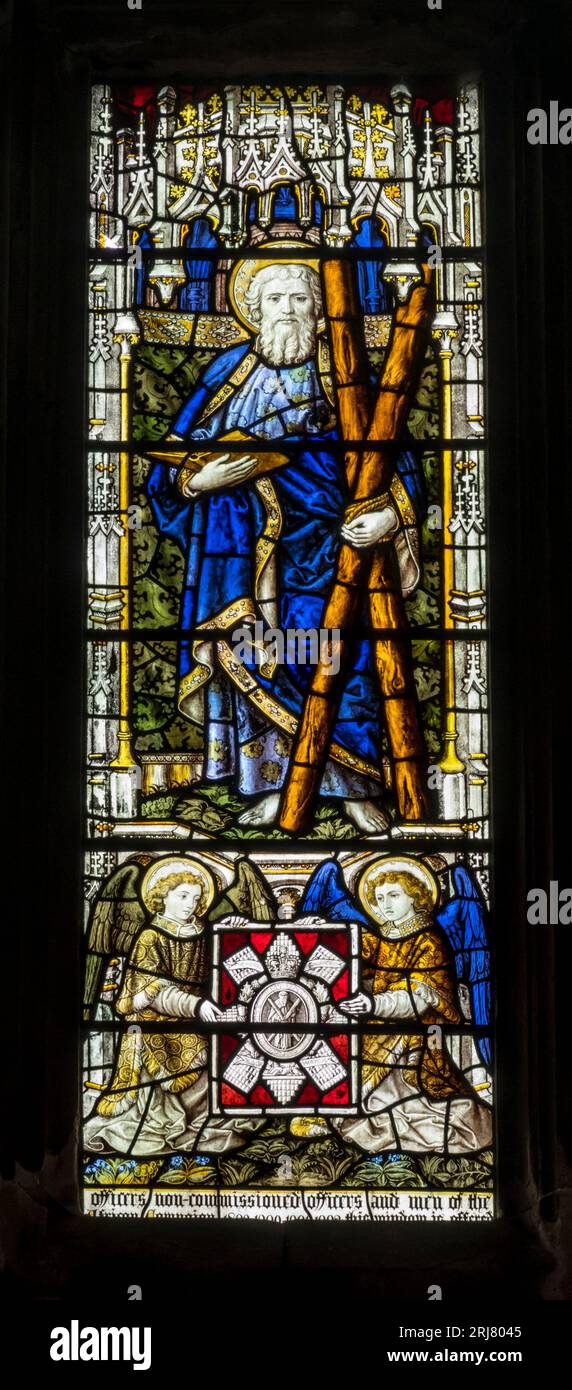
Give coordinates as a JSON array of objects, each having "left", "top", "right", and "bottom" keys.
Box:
[{"left": 279, "top": 262, "right": 434, "bottom": 833}]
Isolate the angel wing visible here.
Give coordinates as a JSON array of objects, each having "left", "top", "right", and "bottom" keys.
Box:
[
  {"left": 437, "top": 865, "right": 491, "bottom": 1067},
  {"left": 83, "top": 855, "right": 152, "bottom": 1020},
  {"left": 298, "top": 861, "right": 369, "bottom": 923},
  {"left": 208, "top": 856, "right": 277, "bottom": 923}
]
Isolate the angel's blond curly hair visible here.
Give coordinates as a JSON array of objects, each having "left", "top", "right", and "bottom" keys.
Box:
[
  {"left": 147, "top": 870, "right": 208, "bottom": 918},
  {"left": 363, "top": 868, "right": 433, "bottom": 918}
]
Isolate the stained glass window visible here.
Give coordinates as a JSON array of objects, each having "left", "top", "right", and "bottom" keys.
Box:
[{"left": 83, "top": 81, "right": 492, "bottom": 1221}]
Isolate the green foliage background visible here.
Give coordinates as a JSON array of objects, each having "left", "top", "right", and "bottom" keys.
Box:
[{"left": 84, "top": 1127, "right": 493, "bottom": 1194}]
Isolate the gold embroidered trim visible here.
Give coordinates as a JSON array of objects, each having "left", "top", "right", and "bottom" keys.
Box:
[
  {"left": 177, "top": 607, "right": 382, "bottom": 782},
  {"left": 216, "top": 637, "right": 383, "bottom": 782},
  {"left": 177, "top": 598, "right": 257, "bottom": 713},
  {"left": 194, "top": 351, "right": 257, "bottom": 423},
  {"left": 178, "top": 649, "right": 213, "bottom": 706},
  {"left": 175, "top": 479, "right": 283, "bottom": 704},
  {"left": 197, "top": 597, "right": 257, "bottom": 632},
  {"left": 390, "top": 473, "right": 416, "bottom": 527},
  {"left": 317, "top": 336, "right": 335, "bottom": 407},
  {"left": 254, "top": 476, "right": 282, "bottom": 587},
  {"left": 254, "top": 477, "right": 282, "bottom": 678}
]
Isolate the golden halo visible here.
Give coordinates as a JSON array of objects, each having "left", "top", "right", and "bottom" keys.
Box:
[
  {"left": 358, "top": 855, "right": 439, "bottom": 922},
  {"left": 140, "top": 855, "right": 216, "bottom": 913},
  {"left": 228, "top": 240, "right": 324, "bottom": 334}
]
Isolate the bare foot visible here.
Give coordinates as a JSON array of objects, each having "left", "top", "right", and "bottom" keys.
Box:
[
  {"left": 344, "top": 799, "right": 391, "bottom": 834},
  {"left": 237, "top": 793, "right": 281, "bottom": 827}
]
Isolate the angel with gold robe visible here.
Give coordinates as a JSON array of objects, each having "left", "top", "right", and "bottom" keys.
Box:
[
  {"left": 299, "top": 856, "right": 492, "bottom": 1153},
  {"left": 84, "top": 856, "right": 265, "bottom": 1157}
]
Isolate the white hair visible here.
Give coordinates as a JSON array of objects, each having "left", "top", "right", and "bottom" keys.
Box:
[
  {"left": 244, "top": 263, "right": 322, "bottom": 327},
  {"left": 245, "top": 263, "right": 322, "bottom": 366}
]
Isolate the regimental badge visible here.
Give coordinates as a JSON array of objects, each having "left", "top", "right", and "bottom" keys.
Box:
[{"left": 211, "top": 920, "right": 361, "bottom": 1113}]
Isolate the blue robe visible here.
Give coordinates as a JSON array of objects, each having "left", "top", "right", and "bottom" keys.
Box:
[{"left": 147, "top": 341, "right": 426, "bottom": 800}]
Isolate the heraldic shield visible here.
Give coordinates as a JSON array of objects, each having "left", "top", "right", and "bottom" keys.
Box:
[{"left": 211, "top": 921, "right": 361, "bottom": 1114}]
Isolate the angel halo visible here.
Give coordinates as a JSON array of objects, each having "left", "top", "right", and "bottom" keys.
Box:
[
  {"left": 140, "top": 855, "right": 216, "bottom": 914},
  {"left": 358, "top": 855, "right": 440, "bottom": 925}
]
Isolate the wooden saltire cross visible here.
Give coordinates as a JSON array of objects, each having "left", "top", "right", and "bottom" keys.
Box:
[{"left": 279, "top": 259, "right": 435, "bottom": 834}]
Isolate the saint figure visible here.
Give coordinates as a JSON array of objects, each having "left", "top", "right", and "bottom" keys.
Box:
[{"left": 146, "top": 240, "right": 426, "bottom": 833}]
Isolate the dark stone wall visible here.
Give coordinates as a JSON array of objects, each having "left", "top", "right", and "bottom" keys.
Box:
[{"left": 1, "top": 0, "right": 571, "bottom": 1301}]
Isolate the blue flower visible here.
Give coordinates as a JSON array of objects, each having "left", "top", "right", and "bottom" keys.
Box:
[
  {"left": 194, "top": 1155, "right": 212, "bottom": 1166},
  {"left": 84, "top": 1158, "right": 108, "bottom": 1175}
]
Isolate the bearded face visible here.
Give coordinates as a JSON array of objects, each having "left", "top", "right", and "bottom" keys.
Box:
[{"left": 251, "top": 269, "right": 320, "bottom": 366}]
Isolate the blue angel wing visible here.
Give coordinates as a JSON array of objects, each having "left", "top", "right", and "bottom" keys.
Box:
[
  {"left": 298, "top": 861, "right": 368, "bottom": 923},
  {"left": 437, "top": 865, "right": 491, "bottom": 1067}
]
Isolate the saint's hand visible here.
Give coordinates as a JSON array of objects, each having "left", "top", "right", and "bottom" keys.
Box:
[
  {"left": 199, "top": 998, "right": 224, "bottom": 1022},
  {"left": 338, "top": 991, "right": 373, "bottom": 1017},
  {"left": 189, "top": 452, "right": 258, "bottom": 493},
  {"left": 340, "top": 507, "right": 398, "bottom": 549}
]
